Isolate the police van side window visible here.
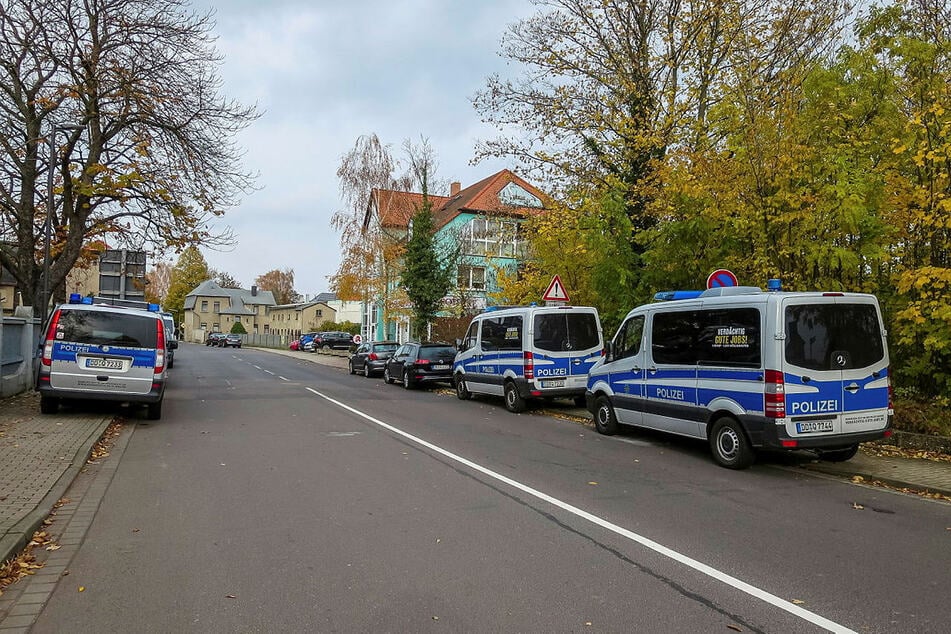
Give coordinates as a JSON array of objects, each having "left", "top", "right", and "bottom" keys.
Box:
[
  {"left": 696, "top": 308, "right": 761, "bottom": 368},
  {"left": 480, "top": 316, "right": 523, "bottom": 351},
  {"left": 460, "top": 322, "right": 478, "bottom": 351},
  {"left": 651, "top": 311, "right": 699, "bottom": 365},
  {"left": 613, "top": 316, "right": 644, "bottom": 361}
]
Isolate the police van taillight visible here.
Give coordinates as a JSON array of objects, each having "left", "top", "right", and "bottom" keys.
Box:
[
  {"left": 154, "top": 318, "right": 166, "bottom": 374},
  {"left": 41, "top": 309, "right": 62, "bottom": 367},
  {"left": 524, "top": 351, "right": 534, "bottom": 380},
  {"left": 764, "top": 370, "right": 786, "bottom": 418}
]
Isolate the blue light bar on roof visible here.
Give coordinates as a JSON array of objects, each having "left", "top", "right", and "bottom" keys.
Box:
[
  {"left": 68, "top": 293, "right": 82, "bottom": 304},
  {"left": 654, "top": 290, "right": 703, "bottom": 301},
  {"left": 148, "top": 303, "right": 160, "bottom": 312}
]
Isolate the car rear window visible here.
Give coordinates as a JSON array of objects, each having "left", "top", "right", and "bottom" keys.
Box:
[
  {"left": 533, "top": 312, "right": 600, "bottom": 352},
  {"left": 419, "top": 345, "right": 456, "bottom": 358},
  {"left": 373, "top": 343, "right": 398, "bottom": 352},
  {"left": 57, "top": 310, "right": 158, "bottom": 348},
  {"left": 784, "top": 304, "right": 885, "bottom": 371}
]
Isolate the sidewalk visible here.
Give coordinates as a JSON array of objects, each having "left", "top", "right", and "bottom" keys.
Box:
[{"left": 3, "top": 346, "right": 950, "bottom": 573}]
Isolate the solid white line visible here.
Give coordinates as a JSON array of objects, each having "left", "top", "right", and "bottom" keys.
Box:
[{"left": 304, "top": 386, "right": 855, "bottom": 634}]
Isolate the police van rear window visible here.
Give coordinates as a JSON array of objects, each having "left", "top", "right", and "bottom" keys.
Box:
[
  {"left": 784, "top": 304, "right": 884, "bottom": 371},
  {"left": 57, "top": 310, "right": 158, "bottom": 348},
  {"left": 533, "top": 313, "right": 600, "bottom": 352}
]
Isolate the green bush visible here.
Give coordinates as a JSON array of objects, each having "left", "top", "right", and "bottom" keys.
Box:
[{"left": 230, "top": 321, "right": 247, "bottom": 334}]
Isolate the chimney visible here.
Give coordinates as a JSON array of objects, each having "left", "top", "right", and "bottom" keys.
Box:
[
  {"left": 450, "top": 181, "right": 461, "bottom": 196},
  {"left": 251, "top": 285, "right": 257, "bottom": 296}
]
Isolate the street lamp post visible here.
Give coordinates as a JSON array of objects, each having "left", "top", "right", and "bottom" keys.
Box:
[{"left": 41, "top": 124, "right": 83, "bottom": 324}]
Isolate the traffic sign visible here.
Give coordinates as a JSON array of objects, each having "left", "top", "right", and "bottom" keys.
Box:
[
  {"left": 706, "top": 269, "right": 738, "bottom": 289},
  {"left": 352, "top": 334, "right": 363, "bottom": 345},
  {"left": 542, "top": 275, "right": 570, "bottom": 302}
]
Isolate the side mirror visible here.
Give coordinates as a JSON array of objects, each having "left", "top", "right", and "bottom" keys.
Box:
[
  {"left": 603, "top": 341, "right": 612, "bottom": 361},
  {"left": 168, "top": 340, "right": 178, "bottom": 350},
  {"left": 455, "top": 338, "right": 462, "bottom": 351}
]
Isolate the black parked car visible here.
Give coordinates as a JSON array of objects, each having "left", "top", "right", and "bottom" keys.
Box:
[
  {"left": 205, "top": 332, "right": 225, "bottom": 346},
  {"left": 220, "top": 333, "right": 242, "bottom": 348},
  {"left": 382, "top": 342, "right": 456, "bottom": 389},
  {"left": 312, "top": 331, "right": 354, "bottom": 351},
  {"left": 349, "top": 341, "right": 399, "bottom": 377}
]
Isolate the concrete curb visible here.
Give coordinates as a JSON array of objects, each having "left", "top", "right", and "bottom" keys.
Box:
[
  {"left": 0, "top": 415, "right": 112, "bottom": 566},
  {"left": 800, "top": 462, "right": 951, "bottom": 499}
]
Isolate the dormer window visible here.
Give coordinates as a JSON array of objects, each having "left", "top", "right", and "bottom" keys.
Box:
[{"left": 498, "top": 182, "right": 543, "bottom": 208}]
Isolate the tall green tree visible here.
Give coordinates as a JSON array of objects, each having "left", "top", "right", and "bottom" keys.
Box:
[
  {"left": 399, "top": 145, "right": 454, "bottom": 339},
  {"left": 164, "top": 246, "right": 210, "bottom": 326}
]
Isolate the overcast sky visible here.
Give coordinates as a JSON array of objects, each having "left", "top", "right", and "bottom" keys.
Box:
[{"left": 188, "top": 0, "right": 537, "bottom": 297}]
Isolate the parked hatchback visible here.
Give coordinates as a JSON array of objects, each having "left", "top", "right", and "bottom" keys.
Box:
[
  {"left": 221, "top": 334, "right": 242, "bottom": 348},
  {"left": 313, "top": 331, "right": 354, "bottom": 350},
  {"left": 383, "top": 342, "right": 456, "bottom": 389},
  {"left": 349, "top": 341, "right": 399, "bottom": 377}
]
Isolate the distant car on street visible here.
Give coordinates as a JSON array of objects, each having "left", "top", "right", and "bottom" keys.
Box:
[
  {"left": 383, "top": 342, "right": 456, "bottom": 389},
  {"left": 349, "top": 341, "right": 399, "bottom": 377},
  {"left": 312, "top": 331, "right": 354, "bottom": 351},
  {"left": 205, "top": 332, "right": 225, "bottom": 346},
  {"left": 221, "top": 334, "right": 242, "bottom": 348},
  {"left": 289, "top": 339, "right": 301, "bottom": 351}
]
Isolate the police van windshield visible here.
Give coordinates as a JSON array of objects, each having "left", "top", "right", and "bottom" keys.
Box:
[
  {"left": 784, "top": 304, "right": 884, "bottom": 371},
  {"left": 58, "top": 310, "right": 158, "bottom": 348},
  {"left": 533, "top": 312, "right": 599, "bottom": 352}
]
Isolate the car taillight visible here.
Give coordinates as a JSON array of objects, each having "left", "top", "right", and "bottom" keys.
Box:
[
  {"left": 415, "top": 359, "right": 429, "bottom": 365},
  {"left": 154, "top": 318, "right": 166, "bottom": 374},
  {"left": 41, "top": 309, "right": 62, "bottom": 367},
  {"left": 887, "top": 378, "right": 894, "bottom": 410},
  {"left": 764, "top": 369, "right": 785, "bottom": 418},
  {"left": 524, "top": 351, "right": 534, "bottom": 379},
  {"left": 368, "top": 353, "right": 378, "bottom": 361}
]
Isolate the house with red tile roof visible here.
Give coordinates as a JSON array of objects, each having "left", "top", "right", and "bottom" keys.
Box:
[{"left": 363, "top": 169, "right": 548, "bottom": 342}]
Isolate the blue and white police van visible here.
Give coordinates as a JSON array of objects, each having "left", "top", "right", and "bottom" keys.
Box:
[
  {"left": 453, "top": 305, "right": 604, "bottom": 412},
  {"left": 585, "top": 282, "right": 893, "bottom": 469},
  {"left": 36, "top": 295, "right": 169, "bottom": 420}
]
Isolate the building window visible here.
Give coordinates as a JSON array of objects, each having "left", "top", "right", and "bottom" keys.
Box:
[
  {"left": 213, "top": 301, "right": 220, "bottom": 313},
  {"left": 460, "top": 217, "right": 523, "bottom": 258},
  {"left": 458, "top": 265, "right": 486, "bottom": 291},
  {"left": 201, "top": 300, "right": 208, "bottom": 312},
  {"left": 316, "top": 309, "right": 322, "bottom": 317},
  {"left": 200, "top": 322, "right": 207, "bottom": 330}
]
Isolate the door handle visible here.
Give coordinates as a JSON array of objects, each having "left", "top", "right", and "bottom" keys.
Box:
[
  {"left": 845, "top": 383, "right": 860, "bottom": 393},
  {"left": 648, "top": 367, "right": 657, "bottom": 374},
  {"left": 572, "top": 359, "right": 582, "bottom": 365}
]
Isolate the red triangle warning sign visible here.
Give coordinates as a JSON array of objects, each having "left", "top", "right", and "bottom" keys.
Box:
[{"left": 542, "top": 275, "right": 570, "bottom": 302}]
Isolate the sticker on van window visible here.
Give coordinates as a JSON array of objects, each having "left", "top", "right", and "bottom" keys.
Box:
[
  {"left": 505, "top": 327, "right": 519, "bottom": 339},
  {"left": 713, "top": 327, "right": 749, "bottom": 348}
]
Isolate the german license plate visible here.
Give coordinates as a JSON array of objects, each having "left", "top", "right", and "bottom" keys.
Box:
[
  {"left": 86, "top": 358, "right": 123, "bottom": 370},
  {"left": 541, "top": 379, "right": 565, "bottom": 389},
  {"left": 796, "top": 420, "right": 834, "bottom": 433},
  {"left": 431, "top": 364, "right": 450, "bottom": 370}
]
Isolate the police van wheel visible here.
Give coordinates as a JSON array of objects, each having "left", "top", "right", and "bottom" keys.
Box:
[
  {"left": 455, "top": 375, "right": 471, "bottom": 400},
  {"left": 819, "top": 444, "right": 859, "bottom": 462},
  {"left": 504, "top": 381, "right": 526, "bottom": 413},
  {"left": 40, "top": 397, "right": 59, "bottom": 415},
  {"left": 146, "top": 401, "right": 163, "bottom": 421},
  {"left": 593, "top": 396, "right": 618, "bottom": 435},
  {"left": 710, "top": 417, "right": 754, "bottom": 469}
]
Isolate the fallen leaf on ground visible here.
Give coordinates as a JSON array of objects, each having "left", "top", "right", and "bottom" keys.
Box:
[
  {"left": 588, "top": 481, "right": 598, "bottom": 485},
  {"left": 792, "top": 599, "right": 805, "bottom": 605},
  {"left": 78, "top": 586, "right": 85, "bottom": 592},
  {"left": 45, "top": 544, "right": 61, "bottom": 551},
  {"left": 852, "top": 502, "right": 865, "bottom": 510},
  {"left": 226, "top": 594, "right": 236, "bottom": 599},
  {"left": 727, "top": 626, "right": 742, "bottom": 632}
]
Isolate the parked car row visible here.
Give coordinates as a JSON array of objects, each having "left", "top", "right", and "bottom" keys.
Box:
[
  {"left": 290, "top": 330, "right": 356, "bottom": 352},
  {"left": 340, "top": 285, "right": 895, "bottom": 470},
  {"left": 205, "top": 332, "right": 242, "bottom": 348}
]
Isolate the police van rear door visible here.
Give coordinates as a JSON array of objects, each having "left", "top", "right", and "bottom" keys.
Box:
[
  {"left": 531, "top": 308, "right": 602, "bottom": 390},
  {"left": 781, "top": 296, "right": 890, "bottom": 438},
  {"left": 50, "top": 309, "right": 158, "bottom": 395}
]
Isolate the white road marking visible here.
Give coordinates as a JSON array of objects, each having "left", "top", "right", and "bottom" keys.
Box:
[
  {"left": 278, "top": 376, "right": 288, "bottom": 381},
  {"left": 305, "top": 386, "right": 855, "bottom": 634},
  {"left": 263, "top": 369, "right": 275, "bottom": 375},
  {"left": 252, "top": 365, "right": 261, "bottom": 370}
]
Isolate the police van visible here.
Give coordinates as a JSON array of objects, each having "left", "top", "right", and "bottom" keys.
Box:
[
  {"left": 585, "top": 282, "right": 893, "bottom": 469},
  {"left": 453, "top": 305, "right": 604, "bottom": 412},
  {"left": 36, "top": 295, "right": 169, "bottom": 419}
]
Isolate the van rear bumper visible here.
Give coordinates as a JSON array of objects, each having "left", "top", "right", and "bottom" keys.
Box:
[
  {"left": 36, "top": 380, "right": 165, "bottom": 404},
  {"left": 747, "top": 415, "right": 893, "bottom": 450}
]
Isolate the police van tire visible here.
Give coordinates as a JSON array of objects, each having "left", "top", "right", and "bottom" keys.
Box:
[
  {"left": 455, "top": 375, "right": 471, "bottom": 400},
  {"left": 504, "top": 381, "right": 526, "bottom": 413},
  {"left": 40, "top": 397, "right": 59, "bottom": 415},
  {"left": 593, "top": 396, "right": 618, "bottom": 435},
  {"left": 819, "top": 444, "right": 859, "bottom": 462},
  {"left": 710, "top": 417, "right": 754, "bottom": 469},
  {"left": 146, "top": 400, "right": 162, "bottom": 421}
]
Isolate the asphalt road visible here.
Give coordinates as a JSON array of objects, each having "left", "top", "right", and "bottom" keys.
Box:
[{"left": 31, "top": 344, "right": 951, "bottom": 633}]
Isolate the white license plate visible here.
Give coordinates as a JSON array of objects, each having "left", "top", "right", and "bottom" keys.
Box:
[
  {"left": 431, "top": 364, "right": 450, "bottom": 370},
  {"left": 796, "top": 420, "right": 834, "bottom": 433},
  {"left": 540, "top": 379, "right": 565, "bottom": 389},
  {"left": 85, "top": 358, "right": 123, "bottom": 370}
]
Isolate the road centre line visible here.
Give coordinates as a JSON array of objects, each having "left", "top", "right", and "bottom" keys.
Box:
[
  {"left": 278, "top": 376, "right": 288, "bottom": 381},
  {"left": 263, "top": 369, "right": 275, "bottom": 375},
  {"left": 304, "top": 386, "right": 855, "bottom": 634}
]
